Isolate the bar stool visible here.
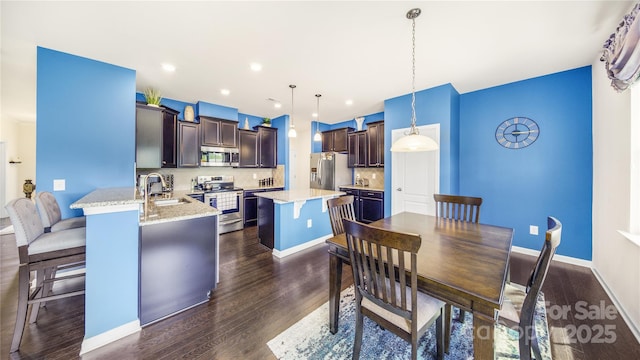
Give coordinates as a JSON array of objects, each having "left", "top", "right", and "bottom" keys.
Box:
[
  {"left": 5, "top": 198, "right": 86, "bottom": 353},
  {"left": 35, "top": 191, "right": 85, "bottom": 233}
]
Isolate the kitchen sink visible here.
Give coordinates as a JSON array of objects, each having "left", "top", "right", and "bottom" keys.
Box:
[{"left": 154, "top": 197, "right": 189, "bottom": 207}]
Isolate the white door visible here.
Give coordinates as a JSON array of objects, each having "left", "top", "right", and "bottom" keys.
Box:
[{"left": 391, "top": 124, "right": 440, "bottom": 215}]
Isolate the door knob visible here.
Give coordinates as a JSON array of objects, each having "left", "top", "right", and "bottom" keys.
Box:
[{"left": 396, "top": 187, "right": 402, "bottom": 191}]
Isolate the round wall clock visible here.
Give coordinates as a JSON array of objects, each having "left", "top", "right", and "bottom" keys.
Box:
[{"left": 495, "top": 117, "right": 539, "bottom": 149}]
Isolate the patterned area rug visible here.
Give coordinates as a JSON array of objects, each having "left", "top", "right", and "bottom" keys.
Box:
[{"left": 268, "top": 286, "right": 551, "bottom": 359}]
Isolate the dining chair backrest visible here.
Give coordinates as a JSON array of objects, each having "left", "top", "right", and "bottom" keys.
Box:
[
  {"left": 434, "top": 194, "right": 483, "bottom": 223},
  {"left": 35, "top": 191, "right": 63, "bottom": 229},
  {"left": 520, "top": 216, "right": 562, "bottom": 329},
  {"left": 5, "top": 198, "right": 45, "bottom": 248},
  {"left": 343, "top": 218, "right": 421, "bottom": 325},
  {"left": 327, "top": 195, "right": 356, "bottom": 236}
]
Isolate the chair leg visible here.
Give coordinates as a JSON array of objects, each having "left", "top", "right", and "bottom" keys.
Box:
[
  {"left": 352, "top": 309, "right": 364, "bottom": 360},
  {"left": 519, "top": 325, "right": 534, "bottom": 360},
  {"left": 411, "top": 331, "right": 418, "bottom": 360},
  {"left": 458, "top": 309, "right": 466, "bottom": 322},
  {"left": 531, "top": 329, "right": 542, "bottom": 360},
  {"left": 11, "top": 265, "right": 30, "bottom": 353},
  {"left": 29, "top": 268, "right": 47, "bottom": 323},
  {"left": 435, "top": 308, "right": 444, "bottom": 360}
]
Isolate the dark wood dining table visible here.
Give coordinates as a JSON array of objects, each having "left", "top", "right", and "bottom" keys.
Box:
[{"left": 326, "top": 212, "right": 513, "bottom": 359}]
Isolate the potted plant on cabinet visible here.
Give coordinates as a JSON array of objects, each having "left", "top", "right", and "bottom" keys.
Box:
[
  {"left": 262, "top": 117, "right": 272, "bottom": 127},
  {"left": 144, "top": 88, "right": 162, "bottom": 107}
]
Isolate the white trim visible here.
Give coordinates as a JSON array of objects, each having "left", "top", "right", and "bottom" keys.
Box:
[
  {"left": 82, "top": 203, "right": 140, "bottom": 216},
  {"left": 272, "top": 235, "right": 331, "bottom": 258},
  {"left": 592, "top": 267, "right": 640, "bottom": 344},
  {"left": 511, "top": 246, "right": 593, "bottom": 268},
  {"left": 79, "top": 319, "right": 141, "bottom": 355},
  {"left": 617, "top": 230, "right": 640, "bottom": 248}
]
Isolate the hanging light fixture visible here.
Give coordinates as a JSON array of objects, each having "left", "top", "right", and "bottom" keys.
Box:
[
  {"left": 390, "top": 8, "right": 439, "bottom": 152},
  {"left": 314, "top": 94, "right": 322, "bottom": 142},
  {"left": 288, "top": 84, "right": 297, "bottom": 138}
]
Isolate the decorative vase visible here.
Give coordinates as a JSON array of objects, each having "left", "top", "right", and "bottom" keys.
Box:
[
  {"left": 23, "top": 179, "right": 35, "bottom": 199},
  {"left": 184, "top": 105, "right": 195, "bottom": 121},
  {"left": 263, "top": 123, "right": 271, "bottom": 127},
  {"left": 147, "top": 103, "right": 160, "bottom": 108},
  {"left": 355, "top": 117, "right": 365, "bottom": 131},
  {"left": 244, "top": 118, "right": 250, "bottom": 129}
]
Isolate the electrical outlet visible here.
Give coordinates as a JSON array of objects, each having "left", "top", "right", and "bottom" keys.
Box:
[
  {"left": 53, "top": 179, "right": 65, "bottom": 191},
  {"left": 529, "top": 225, "right": 538, "bottom": 235},
  {"left": 372, "top": 173, "right": 376, "bottom": 179},
  {"left": 253, "top": 173, "right": 257, "bottom": 179},
  {"left": 307, "top": 219, "right": 312, "bottom": 228}
]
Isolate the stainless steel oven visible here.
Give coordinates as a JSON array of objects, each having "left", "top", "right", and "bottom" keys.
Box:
[{"left": 204, "top": 190, "right": 243, "bottom": 234}]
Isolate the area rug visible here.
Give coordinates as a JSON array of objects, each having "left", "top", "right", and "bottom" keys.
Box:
[{"left": 268, "top": 286, "right": 551, "bottom": 359}]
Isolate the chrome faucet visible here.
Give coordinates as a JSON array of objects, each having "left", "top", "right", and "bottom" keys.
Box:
[{"left": 143, "top": 173, "right": 167, "bottom": 216}]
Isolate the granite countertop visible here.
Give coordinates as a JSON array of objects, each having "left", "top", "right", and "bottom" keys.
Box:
[
  {"left": 70, "top": 187, "right": 220, "bottom": 226},
  {"left": 255, "top": 188, "right": 345, "bottom": 203},
  {"left": 338, "top": 184, "right": 385, "bottom": 192},
  {"left": 242, "top": 185, "right": 285, "bottom": 191}
]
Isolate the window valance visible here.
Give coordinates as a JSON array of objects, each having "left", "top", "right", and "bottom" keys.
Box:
[{"left": 602, "top": 2, "right": 640, "bottom": 91}]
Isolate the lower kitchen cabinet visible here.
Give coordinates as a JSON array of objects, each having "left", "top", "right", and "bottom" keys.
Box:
[
  {"left": 339, "top": 187, "right": 384, "bottom": 224},
  {"left": 244, "top": 187, "right": 283, "bottom": 227}
]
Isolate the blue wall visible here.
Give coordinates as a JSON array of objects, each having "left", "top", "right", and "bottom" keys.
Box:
[
  {"left": 36, "top": 47, "right": 136, "bottom": 218},
  {"left": 273, "top": 198, "right": 332, "bottom": 251},
  {"left": 459, "top": 66, "right": 593, "bottom": 260},
  {"left": 383, "top": 84, "right": 461, "bottom": 216}
]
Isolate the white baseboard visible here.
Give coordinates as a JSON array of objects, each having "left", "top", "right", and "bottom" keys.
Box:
[
  {"left": 272, "top": 235, "right": 332, "bottom": 258},
  {"left": 79, "top": 319, "right": 141, "bottom": 355},
  {"left": 511, "top": 246, "right": 593, "bottom": 268},
  {"left": 591, "top": 268, "right": 640, "bottom": 344}
]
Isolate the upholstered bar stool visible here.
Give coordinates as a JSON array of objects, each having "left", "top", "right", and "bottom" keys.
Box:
[
  {"left": 5, "top": 198, "right": 86, "bottom": 353},
  {"left": 35, "top": 191, "right": 86, "bottom": 233}
]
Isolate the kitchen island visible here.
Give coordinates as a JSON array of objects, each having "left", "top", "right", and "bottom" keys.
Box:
[
  {"left": 256, "top": 188, "right": 344, "bottom": 257},
  {"left": 70, "top": 188, "right": 220, "bottom": 353}
]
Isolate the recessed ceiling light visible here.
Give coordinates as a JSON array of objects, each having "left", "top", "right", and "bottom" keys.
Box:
[
  {"left": 221, "top": 89, "right": 230, "bottom": 95},
  {"left": 312, "top": 112, "right": 318, "bottom": 118},
  {"left": 250, "top": 63, "right": 262, "bottom": 72},
  {"left": 162, "top": 63, "right": 176, "bottom": 72},
  {"left": 345, "top": 99, "right": 353, "bottom": 106},
  {"left": 274, "top": 103, "right": 282, "bottom": 109}
]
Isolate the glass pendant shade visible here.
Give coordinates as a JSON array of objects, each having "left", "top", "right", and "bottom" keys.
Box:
[
  {"left": 288, "top": 126, "right": 297, "bottom": 138},
  {"left": 390, "top": 7, "right": 439, "bottom": 153},
  {"left": 313, "top": 129, "right": 322, "bottom": 141},
  {"left": 314, "top": 94, "right": 322, "bottom": 142},
  {"left": 288, "top": 84, "right": 297, "bottom": 138}
]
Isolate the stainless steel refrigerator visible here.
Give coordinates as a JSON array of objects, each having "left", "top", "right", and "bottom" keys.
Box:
[{"left": 310, "top": 152, "right": 352, "bottom": 190}]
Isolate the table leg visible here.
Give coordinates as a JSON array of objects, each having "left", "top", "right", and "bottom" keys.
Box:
[
  {"left": 473, "top": 313, "right": 496, "bottom": 359},
  {"left": 329, "top": 252, "right": 343, "bottom": 334}
]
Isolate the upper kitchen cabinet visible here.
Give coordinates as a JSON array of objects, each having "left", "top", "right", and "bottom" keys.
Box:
[
  {"left": 256, "top": 126, "right": 277, "bottom": 168},
  {"left": 200, "top": 116, "right": 238, "bottom": 148},
  {"left": 178, "top": 121, "right": 199, "bottom": 167},
  {"left": 322, "top": 127, "right": 353, "bottom": 153},
  {"left": 348, "top": 131, "right": 367, "bottom": 168},
  {"left": 136, "top": 104, "right": 179, "bottom": 169},
  {"left": 238, "top": 129, "right": 258, "bottom": 167},
  {"left": 367, "top": 121, "right": 384, "bottom": 167}
]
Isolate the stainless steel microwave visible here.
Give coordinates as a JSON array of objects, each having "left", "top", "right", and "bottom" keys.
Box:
[{"left": 200, "top": 146, "right": 239, "bottom": 167}]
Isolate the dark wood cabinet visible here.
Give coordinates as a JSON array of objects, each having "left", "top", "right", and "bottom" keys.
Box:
[
  {"left": 322, "top": 127, "right": 353, "bottom": 153},
  {"left": 257, "top": 126, "right": 277, "bottom": 168},
  {"left": 348, "top": 131, "right": 367, "bottom": 168},
  {"left": 178, "top": 122, "right": 199, "bottom": 167},
  {"left": 136, "top": 104, "right": 178, "bottom": 169},
  {"left": 238, "top": 129, "right": 258, "bottom": 167},
  {"left": 200, "top": 116, "right": 238, "bottom": 148},
  {"left": 367, "top": 121, "right": 384, "bottom": 167},
  {"left": 339, "top": 187, "right": 384, "bottom": 224},
  {"left": 244, "top": 187, "right": 283, "bottom": 227}
]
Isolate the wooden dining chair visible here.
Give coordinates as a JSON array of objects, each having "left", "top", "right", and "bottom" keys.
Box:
[
  {"left": 343, "top": 218, "right": 445, "bottom": 360},
  {"left": 35, "top": 191, "right": 86, "bottom": 233},
  {"left": 5, "top": 198, "right": 86, "bottom": 353},
  {"left": 327, "top": 195, "right": 356, "bottom": 236},
  {"left": 499, "top": 216, "right": 562, "bottom": 360},
  {"left": 433, "top": 193, "right": 483, "bottom": 336}
]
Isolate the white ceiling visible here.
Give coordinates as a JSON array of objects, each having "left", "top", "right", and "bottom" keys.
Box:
[{"left": 1, "top": 1, "right": 634, "bottom": 125}]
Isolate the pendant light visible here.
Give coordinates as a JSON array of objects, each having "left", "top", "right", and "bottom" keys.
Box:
[
  {"left": 313, "top": 94, "right": 322, "bottom": 142},
  {"left": 288, "top": 84, "right": 297, "bottom": 138},
  {"left": 390, "top": 8, "right": 439, "bottom": 152}
]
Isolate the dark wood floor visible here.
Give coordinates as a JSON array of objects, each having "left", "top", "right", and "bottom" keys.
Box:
[{"left": 1, "top": 225, "right": 639, "bottom": 359}]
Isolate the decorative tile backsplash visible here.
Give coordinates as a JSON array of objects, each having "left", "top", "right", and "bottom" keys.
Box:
[
  {"left": 138, "top": 166, "right": 284, "bottom": 191},
  {"left": 352, "top": 168, "right": 384, "bottom": 188}
]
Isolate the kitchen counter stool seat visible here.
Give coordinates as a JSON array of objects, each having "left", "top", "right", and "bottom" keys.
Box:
[
  {"left": 36, "top": 191, "right": 86, "bottom": 232},
  {"left": 5, "top": 197, "right": 86, "bottom": 353}
]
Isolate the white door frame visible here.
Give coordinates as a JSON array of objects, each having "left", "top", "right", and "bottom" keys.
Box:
[{"left": 391, "top": 124, "right": 440, "bottom": 215}]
